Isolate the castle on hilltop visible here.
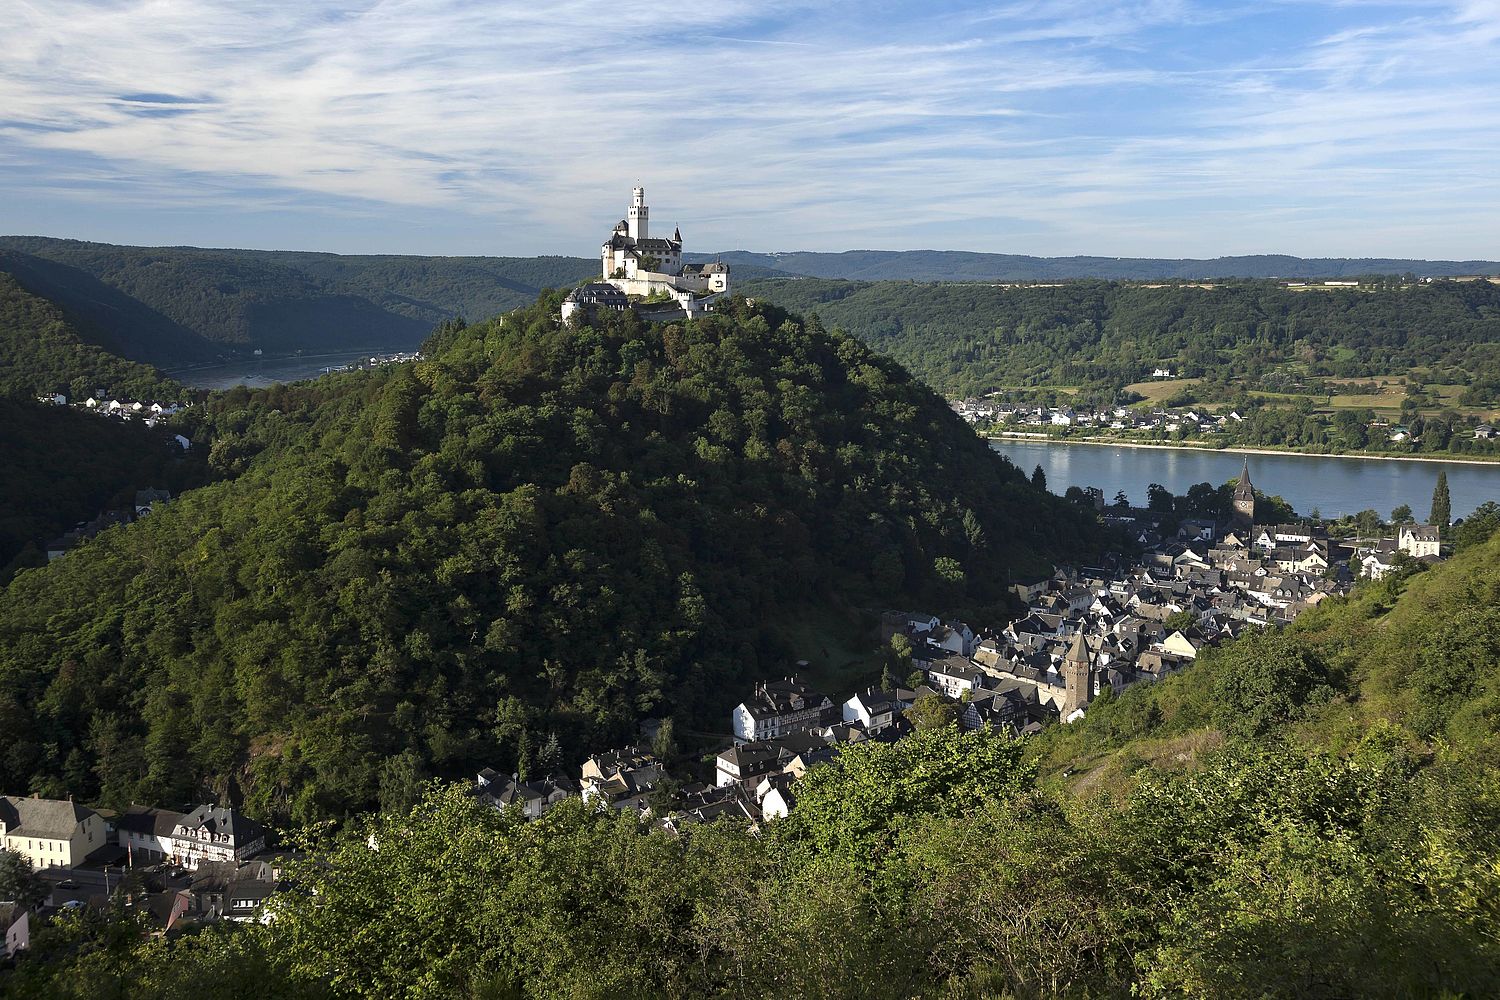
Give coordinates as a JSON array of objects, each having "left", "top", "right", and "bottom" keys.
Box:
[{"left": 561, "top": 186, "right": 730, "bottom": 323}]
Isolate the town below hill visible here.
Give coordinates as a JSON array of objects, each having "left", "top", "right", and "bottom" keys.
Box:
[{"left": 458, "top": 469, "right": 1449, "bottom": 828}]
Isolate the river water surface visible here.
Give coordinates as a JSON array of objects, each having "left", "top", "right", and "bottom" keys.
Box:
[{"left": 989, "top": 439, "right": 1500, "bottom": 520}]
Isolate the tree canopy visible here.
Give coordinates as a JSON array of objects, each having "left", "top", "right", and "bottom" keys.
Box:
[{"left": 0, "top": 296, "right": 1098, "bottom": 823}]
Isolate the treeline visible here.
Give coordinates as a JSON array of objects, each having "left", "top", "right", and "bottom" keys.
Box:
[
  {"left": 716, "top": 248, "right": 1500, "bottom": 282},
  {"left": 10, "top": 530, "right": 1500, "bottom": 997},
  {"left": 0, "top": 296, "right": 1100, "bottom": 824},
  {"left": 744, "top": 277, "right": 1500, "bottom": 398}
]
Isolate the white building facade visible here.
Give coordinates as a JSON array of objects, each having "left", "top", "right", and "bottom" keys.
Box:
[{"left": 564, "top": 186, "right": 730, "bottom": 323}]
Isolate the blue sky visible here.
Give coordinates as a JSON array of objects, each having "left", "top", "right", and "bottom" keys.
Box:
[{"left": 2, "top": 0, "right": 1498, "bottom": 258}]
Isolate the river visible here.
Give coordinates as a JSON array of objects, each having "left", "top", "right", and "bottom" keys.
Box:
[
  {"left": 168, "top": 350, "right": 391, "bottom": 390},
  {"left": 989, "top": 439, "right": 1500, "bottom": 520}
]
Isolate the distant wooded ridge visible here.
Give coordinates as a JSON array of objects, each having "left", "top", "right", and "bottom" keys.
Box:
[
  {"left": 3, "top": 234, "right": 1498, "bottom": 371},
  {"left": 687, "top": 248, "right": 1500, "bottom": 282}
]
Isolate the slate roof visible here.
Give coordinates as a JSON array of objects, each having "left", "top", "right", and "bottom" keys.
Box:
[
  {"left": 0, "top": 796, "right": 95, "bottom": 840},
  {"left": 174, "top": 805, "right": 264, "bottom": 848},
  {"left": 118, "top": 805, "right": 185, "bottom": 839}
]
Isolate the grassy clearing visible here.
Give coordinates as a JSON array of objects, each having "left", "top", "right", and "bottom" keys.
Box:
[
  {"left": 991, "top": 384, "right": 1082, "bottom": 397},
  {"left": 1124, "top": 377, "right": 1203, "bottom": 403}
]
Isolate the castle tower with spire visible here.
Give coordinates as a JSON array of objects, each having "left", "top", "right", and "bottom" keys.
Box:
[
  {"left": 1062, "top": 629, "right": 1093, "bottom": 719},
  {"left": 1232, "top": 457, "right": 1257, "bottom": 532}
]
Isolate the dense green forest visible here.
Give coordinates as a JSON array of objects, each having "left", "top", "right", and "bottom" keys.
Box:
[
  {"left": 0, "top": 238, "right": 598, "bottom": 360},
  {"left": 0, "top": 400, "right": 202, "bottom": 582},
  {"left": 0, "top": 271, "right": 186, "bottom": 401},
  {"left": 7, "top": 528, "right": 1500, "bottom": 998},
  {"left": 744, "top": 277, "right": 1500, "bottom": 398},
  {"left": 0, "top": 295, "right": 1097, "bottom": 824}
]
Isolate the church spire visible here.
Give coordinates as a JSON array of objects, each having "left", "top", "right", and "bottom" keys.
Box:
[
  {"left": 1063, "top": 629, "right": 1093, "bottom": 718},
  {"left": 1232, "top": 457, "right": 1256, "bottom": 530}
]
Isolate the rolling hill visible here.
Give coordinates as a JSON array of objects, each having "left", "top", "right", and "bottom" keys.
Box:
[
  {"left": 5, "top": 235, "right": 1498, "bottom": 378},
  {"left": 0, "top": 237, "right": 599, "bottom": 363},
  {"left": 0, "top": 268, "right": 186, "bottom": 400},
  {"left": 0, "top": 294, "right": 1100, "bottom": 824},
  {"left": 740, "top": 275, "right": 1500, "bottom": 396}
]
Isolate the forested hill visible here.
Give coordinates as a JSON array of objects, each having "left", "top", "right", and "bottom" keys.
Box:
[
  {"left": 742, "top": 276, "right": 1500, "bottom": 395},
  {"left": 0, "top": 269, "right": 185, "bottom": 400},
  {"left": 0, "top": 237, "right": 598, "bottom": 362},
  {"left": 0, "top": 295, "right": 1099, "bottom": 823},
  {"left": 707, "top": 248, "right": 1500, "bottom": 282}
]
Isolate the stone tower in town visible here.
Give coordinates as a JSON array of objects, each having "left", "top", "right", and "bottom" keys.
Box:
[
  {"left": 1232, "top": 457, "right": 1256, "bottom": 532},
  {"left": 1062, "top": 629, "right": 1093, "bottom": 718},
  {"left": 627, "top": 185, "right": 649, "bottom": 241}
]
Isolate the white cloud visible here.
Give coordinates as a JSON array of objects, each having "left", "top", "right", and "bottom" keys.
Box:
[{"left": 0, "top": 0, "right": 1496, "bottom": 257}]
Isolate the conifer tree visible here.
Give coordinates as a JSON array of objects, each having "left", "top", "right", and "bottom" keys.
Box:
[
  {"left": 651, "top": 718, "right": 677, "bottom": 762},
  {"left": 537, "top": 733, "right": 562, "bottom": 777},
  {"left": 1430, "top": 471, "right": 1451, "bottom": 529},
  {"left": 514, "top": 730, "right": 533, "bottom": 782}
]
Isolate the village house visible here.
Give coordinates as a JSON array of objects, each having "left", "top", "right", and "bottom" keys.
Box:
[
  {"left": 842, "top": 687, "right": 917, "bottom": 732},
  {"left": 2, "top": 903, "right": 28, "bottom": 959},
  {"left": 731, "top": 676, "right": 834, "bottom": 743},
  {"left": 475, "top": 769, "right": 578, "bottom": 820},
  {"left": 0, "top": 796, "right": 107, "bottom": 870},
  {"left": 1398, "top": 523, "right": 1441, "bottom": 557},
  {"left": 115, "top": 803, "right": 265, "bottom": 870},
  {"left": 580, "top": 746, "right": 663, "bottom": 813}
]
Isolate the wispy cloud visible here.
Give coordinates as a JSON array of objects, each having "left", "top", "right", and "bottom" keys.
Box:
[{"left": 0, "top": 0, "right": 1496, "bottom": 257}]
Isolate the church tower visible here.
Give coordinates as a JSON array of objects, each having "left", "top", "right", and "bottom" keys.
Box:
[
  {"left": 1062, "top": 630, "right": 1093, "bottom": 718},
  {"left": 627, "top": 186, "right": 649, "bottom": 241},
  {"left": 1232, "top": 457, "right": 1256, "bottom": 531}
]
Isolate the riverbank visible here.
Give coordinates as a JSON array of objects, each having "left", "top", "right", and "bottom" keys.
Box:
[
  {"left": 162, "top": 348, "right": 407, "bottom": 376},
  {"left": 986, "top": 432, "right": 1500, "bottom": 468}
]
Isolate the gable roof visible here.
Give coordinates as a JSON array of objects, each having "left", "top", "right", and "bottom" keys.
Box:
[
  {"left": 0, "top": 796, "right": 95, "bottom": 840},
  {"left": 118, "top": 804, "right": 185, "bottom": 839},
  {"left": 174, "top": 804, "right": 264, "bottom": 847}
]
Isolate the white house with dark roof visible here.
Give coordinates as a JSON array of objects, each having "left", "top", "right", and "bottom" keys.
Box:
[
  {"left": 1398, "top": 524, "right": 1441, "bottom": 557},
  {"left": 732, "top": 677, "right": 834, "bottom": 743},
  {"left": 841, "top": 687, "right": 917, "bottom": 732},
  {"left": 163, "top": 804, "right": 266, "bottom": 870},
  {"left": 924, "top": 656, "right": 988, "bottom": 699},
  {"left": 475, "top": 769, "right": 577, "bottom": 820},
  {"left": 116, "top": 804, "right": 184, "bottom": 863},
  {"left": 2, "top": 903, "right": 28, "bottom": 959},
  {"left": 0, "top": 795, "right": 107, "bottom": 870}
]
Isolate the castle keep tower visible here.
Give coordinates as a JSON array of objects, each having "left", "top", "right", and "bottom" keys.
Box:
[
  {"left": 1062, "top": 629, "right": 1093, "bottom": 718},
  {"left": 1232, "top": 457, "right": 1257, "bottom": 532},
  {"left": 627, "top": 185, "right": 649, "bottom": 241}
]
